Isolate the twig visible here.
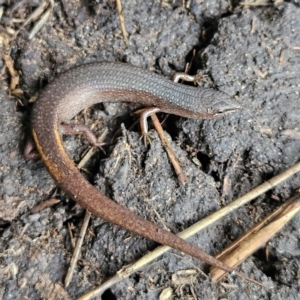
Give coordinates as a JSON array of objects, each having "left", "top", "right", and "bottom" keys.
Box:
[
  {"left": 31, "top": 198, "right": 60, "bottom": 213},
  {"left": 77, "top": 161, "right": 300, "bottom": 299},
  {"left": 14, "top": 0, "right": 54, "bottom": 39},
  {"left": 240, "top": 0, "right": 272, "bottom": 6},
  {"left": 67, "top": 222, "right": 76, "bottom": 249},
  {"left": 22, "top": 0, "right": 50, "bottom": 27},
  {"left": 3, "top": 54, "right": 19, "bottom": 90},
  {"left": 151, "top": 113, "right": 187, "bottom": 185},
  {"left": 210, "top": 191, "right": 300, "bottom": 282},
  {"left": 214, "top": 191, "right": 300, "bottom": 259},
  {"left": 65, "top": 210, "right": 91, "bottom": 288},
  {"left": 65, "top": 128, "right": 108, "bottom": 287},
  {"left": 115, "top": 0, "right": 128, "bottom": 45},
  {"left": 28, "top": 7, "right": 52, "bottom": 40},
  {"left": 18, "top": 224, "right": 29, "bottom": 239}
]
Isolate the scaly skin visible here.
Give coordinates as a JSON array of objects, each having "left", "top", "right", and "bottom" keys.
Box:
[{"left": 31, "top": 62, "right": 263, "bottom": 287}]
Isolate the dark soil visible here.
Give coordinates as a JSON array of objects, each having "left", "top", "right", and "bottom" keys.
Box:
[{"left": 1, "top": 1, "right": 300, "bottom": 299}]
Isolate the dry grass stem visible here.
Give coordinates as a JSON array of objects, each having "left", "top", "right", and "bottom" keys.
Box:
[
  {"left": 65, "top": 210, "right": 91, "bottom": 288},
  {"left": 210, "top": 192, "right": 300, "bottom": 282},
  {"left": 116, "top": 0, "right": 128, "bottom": 45},
  {"left": 213, "top": 191, "right": 300, "bottom": 259},
  {"left": 78, "top": 162, "right": 300, "bottom": 299}
]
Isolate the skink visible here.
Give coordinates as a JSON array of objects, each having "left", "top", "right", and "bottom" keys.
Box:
[{"left": 31, "top": 62, "right": 259, "bottom": 285}]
